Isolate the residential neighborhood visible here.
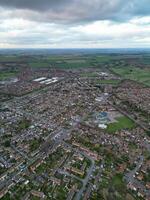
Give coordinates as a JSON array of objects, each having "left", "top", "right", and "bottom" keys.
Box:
[{"left": 0, "top": 52, "right": 150, "bottom": 200}]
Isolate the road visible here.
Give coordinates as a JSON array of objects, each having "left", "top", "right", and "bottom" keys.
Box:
[
  {"left": 58, "top": 169, "right": 83, "bottom": 182},
  {"left": 0, "top": 127, "right": 69, "bottom": 192},
  {"left": 124, "top": 155, "right": 144, "bottom": 183},
  {"left": 109, "top": 101, "right": 149, "bottom": 132},
  {"left": 75, "top": 159, "right": 95, "bottom": 200},
  {"left": 62, "top": 142, "right": 96, "bottom": 200},
  {"left": 124, "top": 155, "right": 150, "bottom": 198},
  {"left": 11, "top": 144, "right": 30, "bottom": 161}
]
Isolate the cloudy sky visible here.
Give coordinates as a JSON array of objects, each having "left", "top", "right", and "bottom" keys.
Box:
[{"left": 0, "top": 0, "right": 150, "bottom": 48}]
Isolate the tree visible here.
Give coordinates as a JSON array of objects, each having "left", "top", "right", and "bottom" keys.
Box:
[{"left": 4, "top": 140, "right": 11, "bottom": 147}]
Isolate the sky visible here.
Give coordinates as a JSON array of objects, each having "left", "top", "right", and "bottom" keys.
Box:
[{"left": 0, "top": 0, "right": 150, "bottom": 48}]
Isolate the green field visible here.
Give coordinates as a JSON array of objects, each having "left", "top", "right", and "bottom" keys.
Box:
[
  {"left": 54, "top": 61, "right": 92, "bottom": 69},
  {"left": 0, "top": 56, "right": 20, "bottom": 62},
  {"left": 95, "top": 56, "right": 114, "bottom": 63},
  {"left": 80, "top": 72, "right": 98, "bottom": 77},
  {"left": 112, "top": 67, "right": 150, "bottom": 86},
  {"left": 95, "top": 79, "right": 121, "bottom": 85},
  {"left": 0, "top": 72, "right": 17, "bottom": 80},
  {"left": 140, "top": 55, "right": 150, "bottom": 65},
  {"left": 29, "top": 62, "right": 49, "bottom": 68},
  {"left": 111, "top": 173, "right": 126, "bottom": 191},
  {"left": 28, "top": 58, "right": 93, "bottom": 69},
  {"left": 107, "top": 116, "right": 135, "bottom": 133}
]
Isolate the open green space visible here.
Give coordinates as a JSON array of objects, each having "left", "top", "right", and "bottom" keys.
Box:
[
  {"left": 28, "top": 58, "right": 93, "bottom": 69},
  {"left": 96, "top": 173, "right": 129, "bottom": 200},
  {"left": 140, "top": 55, "right": 150, "bottom": 65},
  {"left": 29, "top": 62, "right": 49, "bottom": 68},
  {"left": 54, "top": 61, "right": 92, "bottom": 69},
  {"left": 107, "top": 116, "right": 135, "bottom": 133},
  {"left": 95, "top": 55, "right": 114, "bottom": 63},
  {"left": 112, "top": 174, "right": 125, "bottom": 188},
  {"left": 0, "top": 56, "right": 20, "bottom": 62},
  {"left": 95, "top": 79, "right": 121, "bottom": 85},
  {"left": 29, "top": 138, "right": 42, "bottom": 152},
  {"left": 111, "top": 66, "right": 150, "bottom": 86},
  {"left": 17, "top": 118, "right": 31, "bottom": 132},
  {"left": 0, "top": 72, "right": 17, "bottom": 80},
  {"left": 80, "top": 72, "right": 98, "bottom": 77},
  {"left": 65, "top": 59, "right": 86, "bottom": 64}
]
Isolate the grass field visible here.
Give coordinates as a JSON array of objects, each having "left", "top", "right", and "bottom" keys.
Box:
[
  {"left": 54, "top": 61, "right": 92, "bottom": 69},
  {"left": 112, "top": 67, "right": 150, "bottom": 86},
  {"left": 29, "top": 62, "right": 49, "bottom": 68},
  {"left": 28, "top": 58, "right": 93, "bottom": 69},
  {"left": 95, "top": 56, "right": 114, "bottom": 63},
  {"left": 0, "top": 72, "right": 17, "bottom": 80},
  {"left": 0, "top": 56, "right": 20, "bottom": 62},
  {"left": 95, "top": 79, "right": 121, "bottom": 85},
  {"left": 141, "top": 55, "right": 150, "bottom": 65},
  {"left": 80, "top": 72, "right": 98, "bottom": 77},
  {"left": 65, "top": 59, "right": 86, "bottom": 63},
  {"left": 111, "top": 174, "right": 125, "bottom": 190},
  {"left": 107, "top": 116, "right": 135, "bottom": 133}
]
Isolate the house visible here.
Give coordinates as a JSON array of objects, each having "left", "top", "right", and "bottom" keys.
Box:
[
  {"left": 67, "top": 167, "right": 85, "bottom": 177},
  {"left": 49, "top": 177, "right": 61, "bottom": 186},
  {"left": 31, "top": 190, "right": 46, "bottom": 199},
  {"left": 146, "top": 183, "right": 150, "bottom": 190},
  {"left": 29, "top": 159, "right": 44, "bottom": 172},
  {"left": 0, "top": 187, "right": 8, "bottom": 198}
]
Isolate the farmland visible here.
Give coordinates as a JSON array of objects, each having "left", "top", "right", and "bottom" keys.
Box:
[
  {"left": 111, "top": 67, "right": 150, "bottom": 86},
  {"left": 0, "top": 72, "right": 18, "bottom": 80}
]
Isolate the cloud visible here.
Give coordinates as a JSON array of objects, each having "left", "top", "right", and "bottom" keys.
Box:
[
  {"left": 0, "top": 0, "right": 149, "bottom": 48},
  {"left": 0, "top": 16, "right": 150, "bottom": 48},
  {"left": 0, "top": 0, "right": 122, "bottom": 23},
  {"left": 0, "top": 0, "right": 69, "bottom": 11},
  {"left": 0, "top": 0, "right": 149, "bottom": 23}
]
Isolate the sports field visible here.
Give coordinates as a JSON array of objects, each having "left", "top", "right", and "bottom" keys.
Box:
[{"left": 107, "top": 116, "right": 135, "bottom": 133}]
